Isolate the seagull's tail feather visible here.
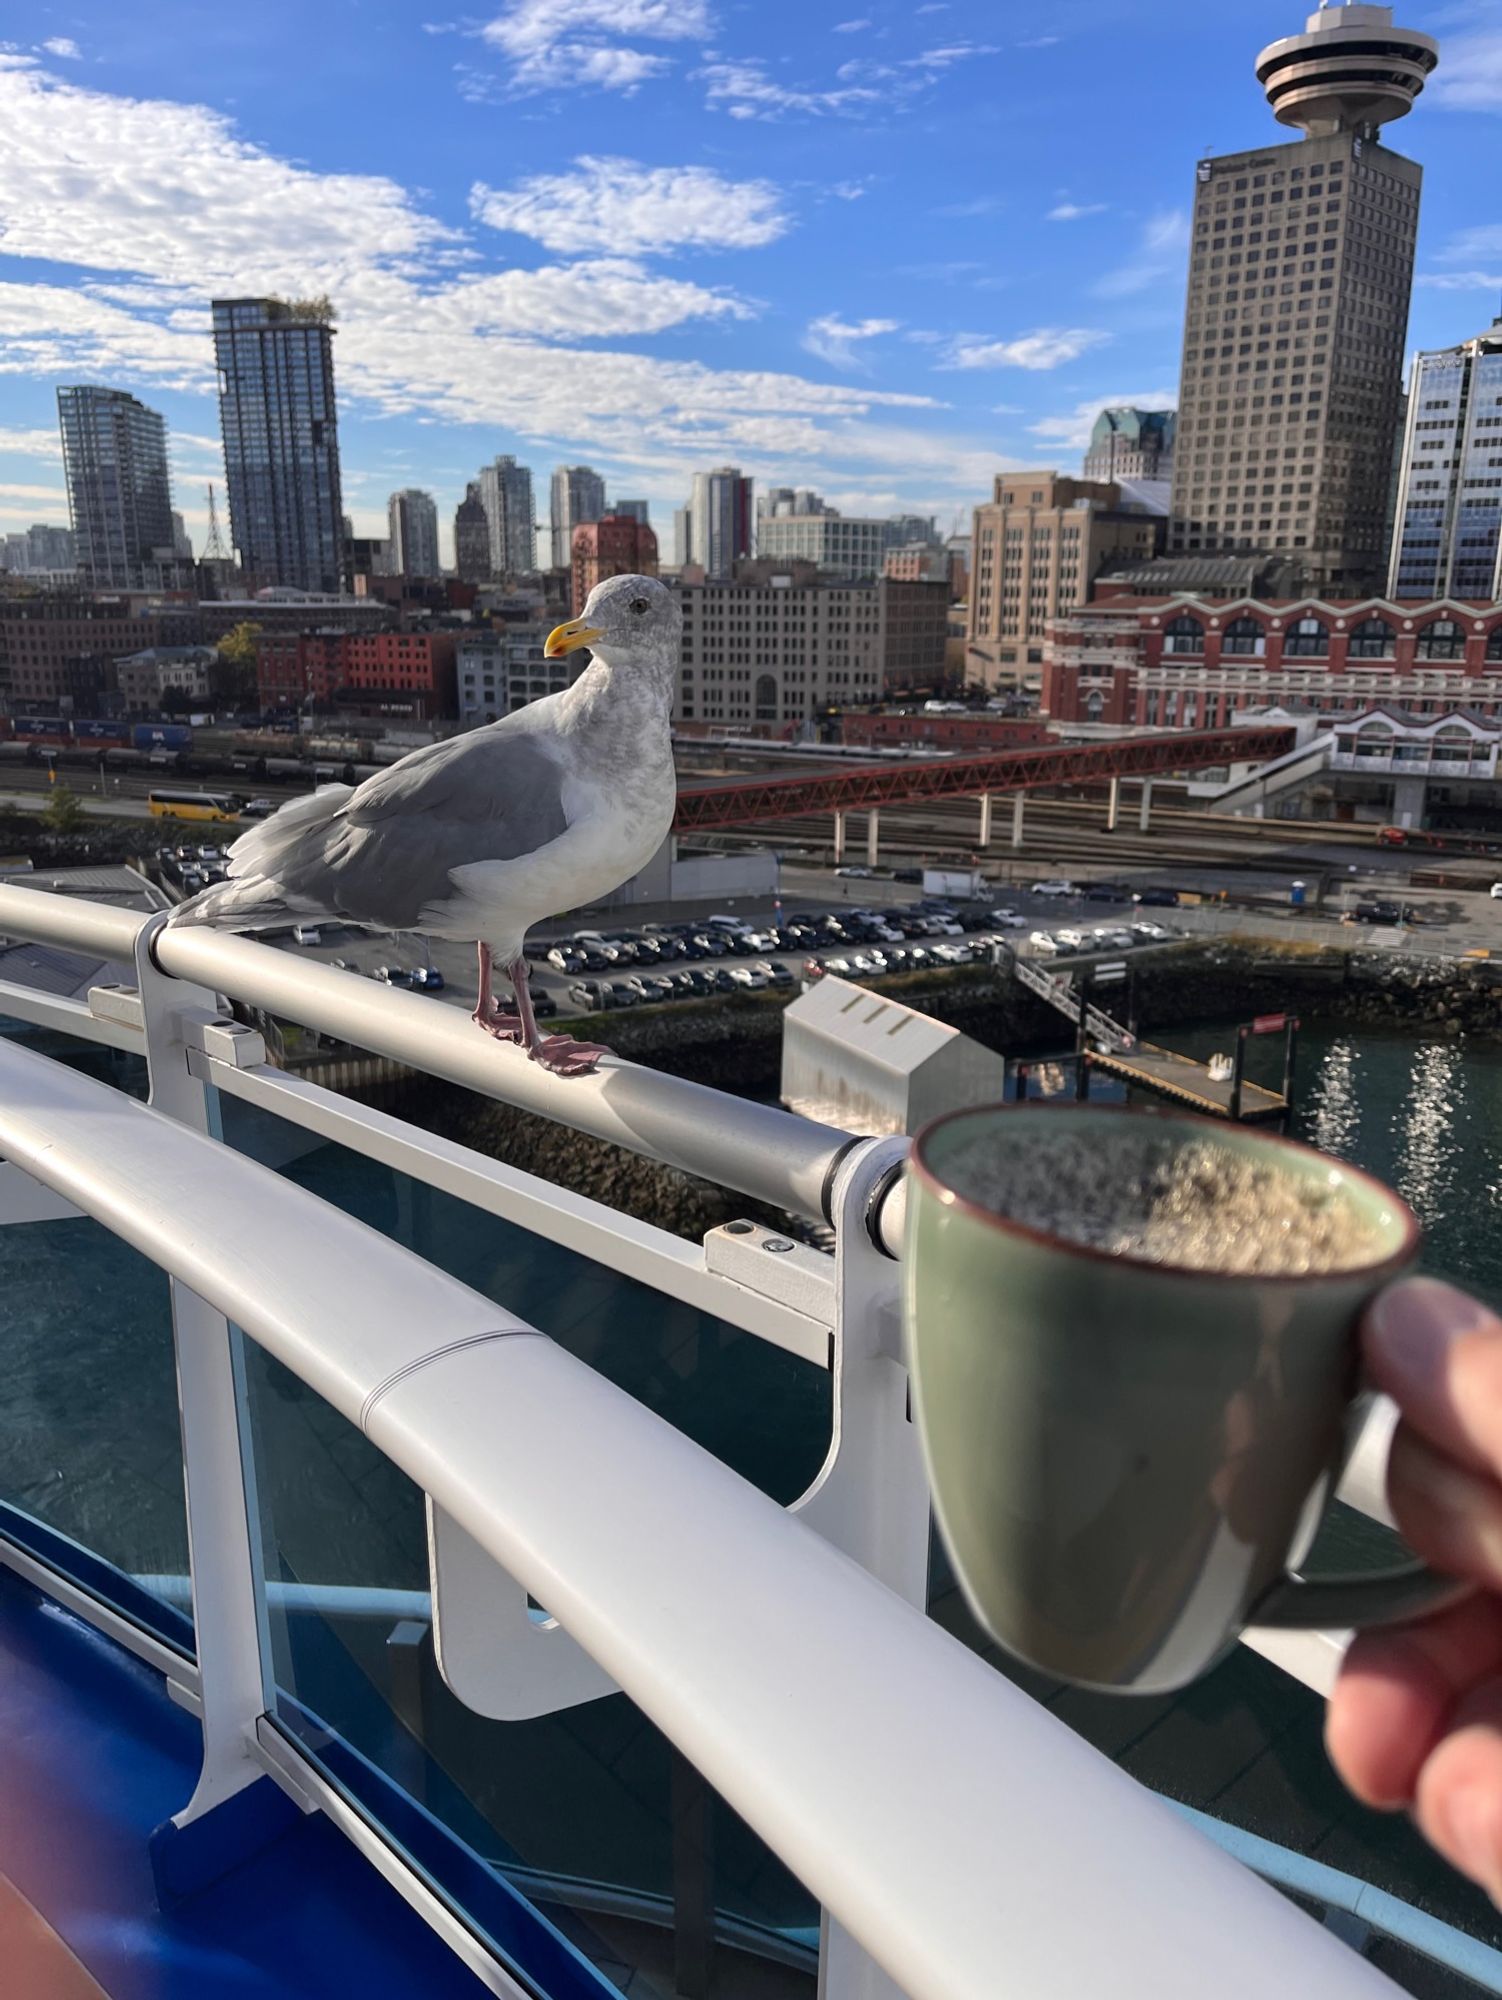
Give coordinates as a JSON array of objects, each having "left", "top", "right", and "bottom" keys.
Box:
[{"left": 169, "top": 785, "right": 354, "bottom": 931}]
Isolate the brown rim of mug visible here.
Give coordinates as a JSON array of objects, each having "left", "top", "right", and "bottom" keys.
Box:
[{"left": 908, "top": 1098, "right": 1422, "bottom": 1286}]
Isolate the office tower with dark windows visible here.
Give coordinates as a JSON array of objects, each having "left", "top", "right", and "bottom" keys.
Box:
[
  {"left": 479, "top": 456, "right": 536, "bottom": 578},
  {"left": 387, "top": 488, "right": 440, "bottom": 579},
  {"left": 549, "top": 466, "right": 606, "bottom": 571},
  {"left": 689, "top": 467, "right": 753, "bottom": 580},
  {"left": 1389, "top": 318, "right": 1502, "bottom": 600},
  {"left": 611, "top": 499, "right": 651, "bottom": 526},
  {"left": 212, "top": 297, "right": 345, "bottom": 595},
  {"left": 57, "top": 386, "right": 174, "bottom": 589},
  {"left": 453, "top": 482, "right": 492, "bottom": 583},
  {"left": 1168, "top": 6, "right": 1439, "bottom": 595}
]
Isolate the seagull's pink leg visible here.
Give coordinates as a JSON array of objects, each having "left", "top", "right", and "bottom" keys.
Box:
[
  {"left": 472, "top": 941, "right": 524, "bottom": 1041},
  {"left": 507, "top": 955, "right": 610, "bottom": 1077}
]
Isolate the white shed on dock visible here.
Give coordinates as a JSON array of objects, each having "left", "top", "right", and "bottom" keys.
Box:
[{"left": 780, "top": 977, "right": 1007, "bottom": 1137}]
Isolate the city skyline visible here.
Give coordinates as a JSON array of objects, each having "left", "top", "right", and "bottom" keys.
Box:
[{"left": 1, "top": 3, "right": 1499, "bottom": 562}]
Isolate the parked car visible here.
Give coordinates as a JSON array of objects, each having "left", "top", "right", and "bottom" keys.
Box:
[
  {"left": 197, "top": 845, "right": 224, "bottom": 864},
  {"left": 567, "top": 981, "right": 611, "bottom": 1012},
  {"left": 291, "top": 924, "right": 322, "bottom": 947},
  {"left": 546, "top": 946, "right": 585, "bottom": 973},
  {"left": 685, "top": 967, "right": 718, "bottom": 995},
  {"left": 890, "top": 867, "right": 923, "bottom": 884},
  {"left": 179, "top": 870, "right": 205, "bottom": 896},
  {"left": 532, "top": 991, "right": 559, "bottom": 1019},
  {"left": 923, "top": 917, "right": 964, "bottom": 937},
  {"left": 728, "top": 965, "right": 769, "bottom": 990},
  {"left": 823, "top": 956, "right": 854, "bottom": 975},
  {"left": 802, "top": 956, "right": 829, "bottom": 980},
  {"left": 409, "top": 967, "right": 445, "bottom": 991},
  {"left": 1491, "top": 882, "right": 1502, "bottom": 901},
  {"left": 1131, "top": 921, "right": 1171, "bottom": 942},
  {"left": 834, "top": 864, "right": 874, "bottom": 879},
  {"left": 608, "top": 981, "right": 640, "bottom": 1007},
  {"left": 1028, "top": 931, "right": 1060, "bottom": 954},
  {"left": 758, "top": 961, "right": 795, "bottom": 988},
  {"left": 668, "top": 969, "right": 697, "bottom": 993},
  {"left": 1134, "top": 888, "right": 1179, "bottom": 908},
  {"left": 1082, "top": 882, "right": 1128, "bottom": 903},
  {"left": 905, "top": 946, "right": 935, "bottom": 970},
  {"left": 1053, "top": 929, "right": 1087, "bottom": 951},
  {"left": 930, "top": 943, "right": 966, "bottom": 965},
  {"left": 1355, "top": 901, "right": 1403, "bottom": 924},
  {"left": 372, "top": 965, "right": 411, "bottom": 987},
  {"left": 989, "top": 909, "right": 1028, "bottom": 930},
  {"left": 708, "top": 966, "right": 741, "bottom": 992},
  {"left": 1030, "top": 880, "right": 1076, "bottom": 899}
]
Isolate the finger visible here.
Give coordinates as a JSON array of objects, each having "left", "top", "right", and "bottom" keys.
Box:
[
  {"left": 1388, "top": 1423, "right": 1502, "bottom": 1591},
  {"left": 1364, "top": 1278, "right": 1502, "bottom": 1483},
  {"left": 1326, "top": 1595, "right": 1502, "bottom": 1808},
  {"left": 1414, "top": 1683, "right": 1502, "bottom": 1905}
]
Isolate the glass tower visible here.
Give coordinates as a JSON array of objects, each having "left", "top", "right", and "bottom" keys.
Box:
[
  {"left": 57, "top": 386, "right": 174, "bottom": 589},
  {"left": 212, "top": 298, "right": 345, "bottom": 595},
  {"left": 1388, "top": 320, "right": 1502, "bottom": 600},
  {"left": 478, "top": 457, "right": 536, "bottom": 579},
  {"left": 549, "top": 466, "right": 606, "bottom": 571}
]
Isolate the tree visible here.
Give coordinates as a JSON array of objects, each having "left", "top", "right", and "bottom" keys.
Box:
[
  {"left": 43, "top": 784, "right": 86, "bottom": 835},
  {"left": 212, "top": 621, "right": 262, "bottom": 711}
]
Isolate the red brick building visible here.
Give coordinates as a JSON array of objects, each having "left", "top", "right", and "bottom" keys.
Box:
[
  {"left": 1043, "top": 597, "right": 1502, "bottom": 729},
  {"left": 0, "top": 595, "right": 159, "bottom": 710},
  {"left": 571, "top": 515, "right": 658, "bottom": 617},
  {"left": 257, "top": 629, "right": 458, "bottom": 721},
  {"left": 838, "top": 712, "right": 1049, "bottom": 752}
]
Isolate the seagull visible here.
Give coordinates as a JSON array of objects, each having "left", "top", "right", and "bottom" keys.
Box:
[{"left": 174, "top": 573, "right": 680, "bottom": 1076}]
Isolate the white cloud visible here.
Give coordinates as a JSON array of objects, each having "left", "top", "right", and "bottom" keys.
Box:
[
  {"left": 1048, "top": 201, "right": 1107, "bottom": 222},
  {"left": 1017, "top": 35, "right": 1058, "bottom": 47},
  {"left": 914, "top": 3, "right": 948, "bottom": 11},
  {"left": 1092, "top": 208, "right": 1189, "bottom": 299},
  {"left": 803, "top": 314, "right": 900, "bottom": 368},
  {"left": 696, "top": 55, "right": 881, "bottom": 118},
  {"left": 1417, "top": 269, "right": 1502, "bottom": 292},
  {"left": 1433, "top": 222, "right": 1502, "bottom": 264},
  {"left": 471, "top": 156, "right": 786, "bottom": 255},
  {"left": 833, "top": 17, "right": 871, "bottom": 29},
  {"left": 0, "top": 427, "right": 61, "bottom": 458},
  {"left": 907, "top": 42, "right": 998, "bottom": 68},
  {"left": 0, "top": 481, "right": 67, "bottom": 504},
  {"left": 39, "top": 36, "right": 82, "bottom": 58},
  {"left": 1430, "top": 30, "right": 1502, "bottom": 111},
  {"left": 1027, "top": 390, "right": 1178, "bottom": 452},
  {"left": 0, "top": 54, "right": 1033, "bottom": 511},
  {"left": 475, "top": 0, "right": 708, "bottom": 92},
  {"left": 945, "top": 327, "right": 1110, "bottom": 371}
]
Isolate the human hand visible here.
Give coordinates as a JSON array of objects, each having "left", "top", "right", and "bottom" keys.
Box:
[{"left": 1326, "top": 1276, "right": 1502, "bottom": 1900}]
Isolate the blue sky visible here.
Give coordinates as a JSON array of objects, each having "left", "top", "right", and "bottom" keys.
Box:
[{"left": 2, "top": 0, "right": 1501, "bottom": 564}]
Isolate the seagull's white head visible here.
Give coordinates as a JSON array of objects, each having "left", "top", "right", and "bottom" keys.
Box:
[{"left": 545, "top": 574, "right": 680, "bottom": 682}]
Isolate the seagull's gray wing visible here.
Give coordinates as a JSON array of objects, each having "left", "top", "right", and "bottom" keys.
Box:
[{"left": 271, "top": 727, "right": 572, "bottom": 931}]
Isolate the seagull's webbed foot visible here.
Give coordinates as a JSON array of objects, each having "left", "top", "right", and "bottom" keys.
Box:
[
  {"left": 472, "top": 1005, "right": 525, "bottom": 1042},
  {"left": 526, "top": 1034, "right": 611, "bottom": 1077}
]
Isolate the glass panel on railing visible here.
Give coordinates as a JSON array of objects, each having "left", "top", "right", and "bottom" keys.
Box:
[
  {"left": 217, "top": 1102, "right": 832, "bottom": 1502},
  {"left": 0, "top": 1203, "right": 191, "bottom": 1653},
  {"left": 0, "top": 1009, "right": 148, "bottom": 1097},
  {"left": 241, "top": 1341, "right": 818, "bottom": 1998}
]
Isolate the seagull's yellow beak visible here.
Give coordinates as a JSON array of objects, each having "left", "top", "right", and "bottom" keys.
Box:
[{"left": 544, "top": 619, "right": 605, "bottom": 659}]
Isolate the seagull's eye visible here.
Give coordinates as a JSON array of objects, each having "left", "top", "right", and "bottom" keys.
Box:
[{"left": 629, "top": 596, "right": 650, "bottom": 614}]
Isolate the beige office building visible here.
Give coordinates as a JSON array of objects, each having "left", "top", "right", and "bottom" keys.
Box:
[
  {"left": 1168, "top": 5, "right": 1438, "bottom": 595},
  {"left": 967, "top": 473, "right": 1160, "bottom": 689}
]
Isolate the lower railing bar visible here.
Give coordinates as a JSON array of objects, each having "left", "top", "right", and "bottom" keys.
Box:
[
  {"left": 0, "top": 1534, "right": 200, "bottom": 1701},
  {"left": 193, "top": 1052, "right": 834, "bottom": 1366},
  {"left": 1173, "top": 1803, "right": 1502, "bottom": 1994},
  {"left": 0, "top": 1030, "right": 1402, "bottom": 2000},
  {"left": 0, "top": 978, "right": 140, "bottom": 1048},
  {"left": 134, "top": 1573, "right": 431, "bottom": 1622}
]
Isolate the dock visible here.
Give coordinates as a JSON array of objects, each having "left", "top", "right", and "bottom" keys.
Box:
[{"left": 1088, "top": 1040, "right": 1288, "bottom": 1123}]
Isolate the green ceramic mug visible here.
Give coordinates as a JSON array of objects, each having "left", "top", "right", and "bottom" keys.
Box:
[{"left": 904, "top": 1101, "right": 1462, "bottom": 1694}]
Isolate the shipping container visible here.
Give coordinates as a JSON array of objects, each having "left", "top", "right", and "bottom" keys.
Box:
[{"left": 132, "top": 723, "right": 193, "bottom": 752}]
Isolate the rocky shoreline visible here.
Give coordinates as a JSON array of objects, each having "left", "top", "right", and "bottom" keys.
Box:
[{"left": 377, "top": 939, "right": 1501, "bottom": 1245}]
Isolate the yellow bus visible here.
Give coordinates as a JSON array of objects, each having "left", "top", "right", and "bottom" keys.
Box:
[{"left": 147, "top": 789, "right": 241, "bottom": 823}]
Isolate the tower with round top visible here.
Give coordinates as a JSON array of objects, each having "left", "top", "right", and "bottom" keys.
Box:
[{"left": 1255, "top": 4, "right": 1439, "bottom": 138}]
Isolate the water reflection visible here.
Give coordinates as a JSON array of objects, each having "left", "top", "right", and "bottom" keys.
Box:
[
  {"left": 1304, "top": 1037, "right": 1361, "bottom": 1159},
  {"left": 1391, "top": 1043, "right": 1463, "bottom": 1231}
]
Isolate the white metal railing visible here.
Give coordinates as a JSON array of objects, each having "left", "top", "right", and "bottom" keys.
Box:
[{"left": 0, "top": 882, "right": 1479, "bottom": 1998}]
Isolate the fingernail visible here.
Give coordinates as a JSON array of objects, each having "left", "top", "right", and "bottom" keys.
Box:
[
  {"left": 1438, "top": 1784, "right": 1502, "bottom": 1902},
  {"left": 1367, "top": 1277, "right": 1470, "bottom": 1398}
]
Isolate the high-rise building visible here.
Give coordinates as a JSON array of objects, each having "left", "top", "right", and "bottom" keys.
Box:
[
  {"left": 1388, "top": 319, "right": 1502, "bottom": 600},
  {"left": 689, "top": 467, "right": 753, "bottom": 580},
  {"left": 212, "top": 297, "right": 346, "bottom": 595},
  {"left": 479, "top": 456, "right": 536, "bottom": 578},
  {"left": 672, "top": 506, "right": 692, "bottom": 568},
  {"left": 453, "top": 483, "right": 491, "bottom": 583},
  {"left": 612, "top": 499, "right": 651, "bottom": 526},
  {"left": 968, "top": 472, "right": 1164, "bottom": 688},
  {"left": 571, "top": 515, "right": 659, "bottom": 616},
  {"left": 756, "top": 509, "right": 890, "bottom": 578},
  {"left": 57, "top": 386, "right": 174, "bottom": 589},
  {"left": 387, "top": 488, "right": 440, "bottom": 578},
  {"left": 1, "top": 524, "right": 74, "bottom": 575},
  {"left": 1084, "top": 408, "right": 1177, "bottom": 483},
  {"left": 1168, "top": 6, "right": 1439, "bottom": 595},
  {"left": 170, "top": 511, "right": 193, "bottom": 560},
  {"left": 549, "top": 466, "right": 606, "bottom": 571},
  {"left": 761, "top": 488, "right": 827, "bottom": 518}
]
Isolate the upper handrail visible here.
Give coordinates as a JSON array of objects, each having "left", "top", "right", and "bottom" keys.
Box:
[
  {"left": 0, "top": 1029, "right": 1399, "bottom": 2000},
  {"left": 0, "top": 882, "right": 892, "bottom": 1248}
]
